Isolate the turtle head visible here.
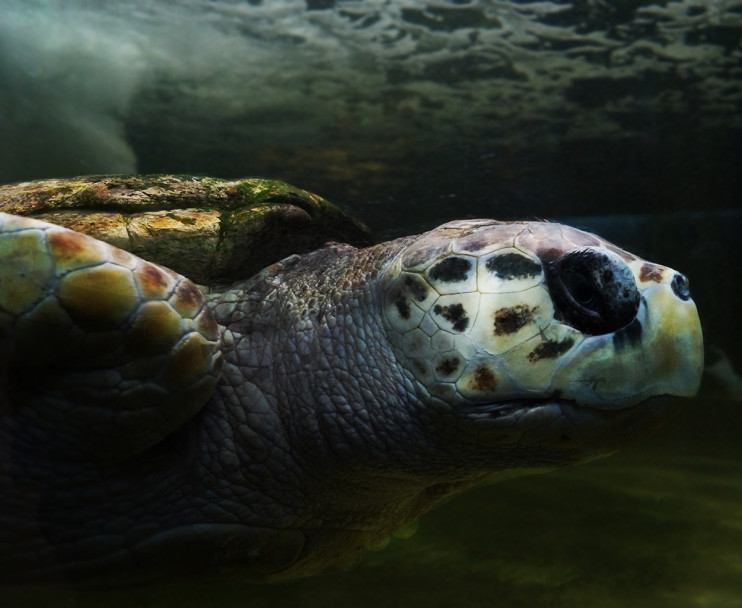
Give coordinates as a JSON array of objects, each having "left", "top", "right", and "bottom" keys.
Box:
[{"left": 381, "top": 219, "right": 703, "bottom": 468}]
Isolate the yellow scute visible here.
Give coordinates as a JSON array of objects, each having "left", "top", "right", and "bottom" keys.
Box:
[{"left": 57, "top": 263, "right": 140, "bottom": 331}]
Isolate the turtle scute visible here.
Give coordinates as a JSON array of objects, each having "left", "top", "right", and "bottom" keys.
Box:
[{"left": 0, "top": 213, "right": 222, "bottom": 461}]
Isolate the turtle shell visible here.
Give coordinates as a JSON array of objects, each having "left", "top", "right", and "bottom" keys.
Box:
[
  {"left": 0, "top": 175, "right": 372, "bottom": 286},
  {"left": 0, "top": 176, "right": 370, "bottom": 463}
]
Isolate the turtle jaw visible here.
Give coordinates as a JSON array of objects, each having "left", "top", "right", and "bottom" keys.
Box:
[{"left": 456, "top": 394, "right": 678, "bottom": 464}]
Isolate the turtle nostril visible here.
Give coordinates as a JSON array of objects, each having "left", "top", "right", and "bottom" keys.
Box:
[
  {"left": 545, "top": 248, "right": 640, "bottom": 336},
  {"left": 562, "top": 271, "right": 597, "bottom": 307},
  {"left": 671, "top": 273, "right": 691, "bottom": 301}
]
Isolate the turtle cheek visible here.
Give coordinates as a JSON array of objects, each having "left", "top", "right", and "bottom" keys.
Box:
[{"left": 544, "top": 248, "right": 640, "bottom": 336}]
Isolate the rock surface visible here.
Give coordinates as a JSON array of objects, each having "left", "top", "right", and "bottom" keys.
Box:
[{"left": 0, "top": 175, "right": 372, "bottom": 286}]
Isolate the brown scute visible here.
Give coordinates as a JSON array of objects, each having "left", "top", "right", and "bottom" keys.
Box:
[
  {"left": 48, "top": 229, "right": 86, "bottom": 257},
  {"left": 135, "top": 262, "right": 174, "bottom": 300},
  {"left": 493, "top": 305, "right": 535, "bottom": 335},
  {"left": 435, "top": 357, "right": 461, "bottom": 376},
  {"left": 140, "top": 264, "right": 167, "bottom": 289},
  {"left": 169, "top": 280, "right": 204, "bottom": 319},
  {"left": 428, "top": 257, "right": 472, "bottom": 283},
  {"left": 639, "top": 263, "right": 665, "bottom": 283},
  {"left": 47, "top": 228, "right": 103, "bottom": 269},
  {"left": 527, "top": 337, "right": 575, "bottom": 362},
  {"left": 469, "top": 366, "right": 498, "bottom": 391},
  {"left": 433, "top": 303, "right": 469, "bottom": 332}
]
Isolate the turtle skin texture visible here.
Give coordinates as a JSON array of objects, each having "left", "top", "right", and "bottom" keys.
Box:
[{"left": 0, "top": 213, "right": 702, "bottom": 583}]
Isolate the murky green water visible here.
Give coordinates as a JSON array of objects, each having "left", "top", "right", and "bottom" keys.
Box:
[{"left": 4, "top": 392, "right": 741, "bottom": 607}]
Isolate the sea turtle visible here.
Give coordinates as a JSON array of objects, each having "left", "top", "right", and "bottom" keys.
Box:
[{"left": 0, "top": 177, "right": 703, "bottom": 583}]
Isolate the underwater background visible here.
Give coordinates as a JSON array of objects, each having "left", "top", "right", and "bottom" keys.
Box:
[{"left": 1, "top": 0, "right": 740, "bottom": 606}]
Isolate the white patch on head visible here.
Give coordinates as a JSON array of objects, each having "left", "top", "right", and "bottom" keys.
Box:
[{"left": 382, "top": 220, "right": 703, "bottom": 411}]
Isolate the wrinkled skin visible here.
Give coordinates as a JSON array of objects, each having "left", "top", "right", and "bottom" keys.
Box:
[{"left": 0, "top": 215, "right": 702, "bottom": 583}]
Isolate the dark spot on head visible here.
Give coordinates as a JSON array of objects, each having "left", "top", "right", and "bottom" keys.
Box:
[
  {"left": 428, "top": 257, "right": 472, "bottom": 283},
  {"left": 527, "top": 337, "right": 575, "bottom": 362},
  {"left": 639, "top": 263, "right": 664, "bottom": 283},
  {"left": 613, "top": 318, "right": 642, "bottom": 351},
  {"left": 493, "top": 305, "right": 535, "bottom": 335},
  {"left": 395, "top": 298, "right": 411, "bottom": 319},
  {"left": 435, "top": 357, "right": 461, "bottom": 376},
  {"left": 403, "top": 275, "right": 429, "bottom": 301},
  {"left": 469, "top": 366, "right": 498, "bottom": 391},
  {"left": 485, "top": 253, "right": 542, "bottom": 280},
  {"left": 433, "top": 303, "right": 470, "bottom": 332}
]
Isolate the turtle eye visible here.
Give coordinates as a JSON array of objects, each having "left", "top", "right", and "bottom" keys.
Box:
[{"left": 545, "top": 249, "right": 640, "bottom": 335}]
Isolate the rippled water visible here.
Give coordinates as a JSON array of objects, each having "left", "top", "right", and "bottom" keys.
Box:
[
  {"left": 1, "top": 0, "right": 740, "bottom": 217},
  {"left": 1, "top": 0, "right": 740, "bottom": 606}
]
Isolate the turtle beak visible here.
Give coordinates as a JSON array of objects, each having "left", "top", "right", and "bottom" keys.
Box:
[
  {"left": 639, "top": 274, "right": 704, "bottom": 399},
  {"left": 550, "top": 268, "right": 703, "bottom": 410}
]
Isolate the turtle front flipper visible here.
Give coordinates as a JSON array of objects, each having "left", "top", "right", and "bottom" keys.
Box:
[{"left": 0, "top": 213, "right": 222, "bottom": 463}]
